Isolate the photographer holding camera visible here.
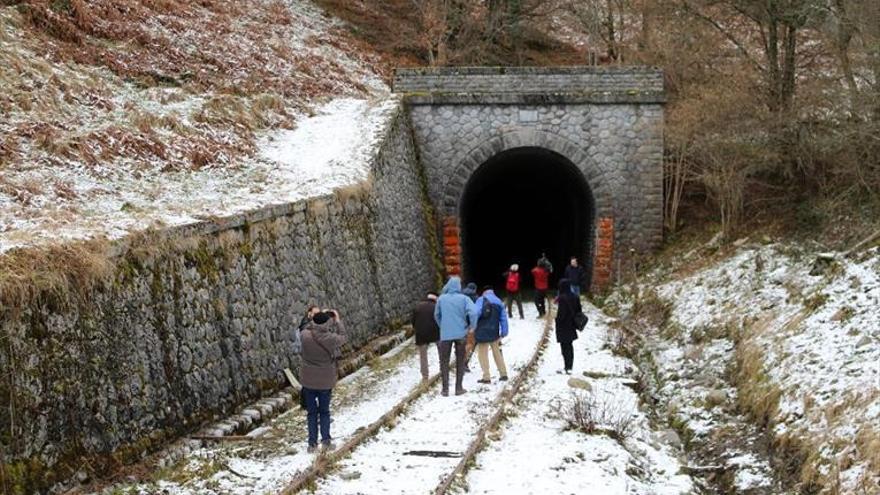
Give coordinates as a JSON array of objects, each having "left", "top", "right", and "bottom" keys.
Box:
[{"left": 299, "top": 308, "right": 347, "bottom": 453}]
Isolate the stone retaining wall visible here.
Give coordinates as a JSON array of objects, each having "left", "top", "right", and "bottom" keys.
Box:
[{"left": 0, "top": 103, "right": 438, "bottom": 493}]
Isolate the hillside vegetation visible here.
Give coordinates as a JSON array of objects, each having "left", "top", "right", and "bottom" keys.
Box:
[
  {"left": 319, "top": 0, "right": 880, "bottom": 245},
  {"left": 0, "top": 0, "right": 383, "bottom": 251}
]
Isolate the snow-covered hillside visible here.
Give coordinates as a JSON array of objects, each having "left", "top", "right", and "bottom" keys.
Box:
[
  {"left": 609, "top": 240, "right": 880, "bottom": 493},
  {"left": 0, "top": 0, "right": 389, "bottom": 253}
]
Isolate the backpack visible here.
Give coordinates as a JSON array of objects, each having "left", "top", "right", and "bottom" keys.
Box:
[
  {"left": 480, "top": 299, "right": 494, "bottom": 320},
  {"left": 505, "top": 272, "right": 520, "bottom": 292},
  {"left": 475, "top": 299, "right": 504, "bottom": 342}
]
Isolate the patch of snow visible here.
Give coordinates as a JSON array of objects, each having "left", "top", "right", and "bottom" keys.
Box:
[
  {"left": 0, "top": 0, "right": 391, "bottom": 254},
  {"left": 315, "top": 307, "right": 548, "bottom": 494},
  {"left": 627, "top": 242, "right": 880, "bottom": 492},
  {"left": 464, "top": 305, "right": 693, "bottom": 495},
  {"left": 1, "top": 97, "right": 398, "bottom": 254}
]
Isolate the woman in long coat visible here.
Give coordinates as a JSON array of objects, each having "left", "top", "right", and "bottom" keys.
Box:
[{"left": 554, "top": 278, "right": 581, "bottom": 374}]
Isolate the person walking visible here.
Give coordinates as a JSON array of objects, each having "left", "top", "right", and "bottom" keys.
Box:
[
  {"left": 412, "top": 292, "right": 440, "bottom": 382},
  {"left": 531, "top": 260, "right": 550, "bottom": 317},
  {"left": 300, "top": 310, "right": 347, "bottom": 452},
  {"left": 555, "top": 279, "right": 582, "bottom": 374},
  {"left": 434, "top": 276, "right": 477, "bottom": 396},
  {"left": 473, "top": 286, "right": 509, "bottom": 384},
  {"left": 502, "top": 264, "right": 524, "bottom": 319},
  {"left": 563, "top": 257, "right": 587, "bottom": 296}
]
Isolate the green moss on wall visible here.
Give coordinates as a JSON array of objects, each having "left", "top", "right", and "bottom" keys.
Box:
[{"left": 406, "top": 113, "right": 444, "bottom": 290}]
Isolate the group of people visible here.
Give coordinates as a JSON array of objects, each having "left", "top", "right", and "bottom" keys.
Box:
[
  {"left": 414, "top": 277, "right": 511, "bottom": 396},
  {"left": 413, "top": 254, "right": 590, "bottom": 397},
  {"left": 292, "top": 255, "right": 589, "bottom": 453}
]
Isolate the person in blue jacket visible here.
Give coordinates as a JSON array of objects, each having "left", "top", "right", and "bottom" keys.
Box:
[
  {"left": 434, "top": 276, "right": 477, "bottom": 396},
  {"left": 473, "top": 286, "right": 509, "bottom": 384}
]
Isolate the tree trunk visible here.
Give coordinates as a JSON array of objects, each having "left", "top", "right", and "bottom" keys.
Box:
[
  {"left": 605, "top": 0, "right": 618, "bottom": 60},
  {"left": 832, "top": 0, "right": 860, "bottom": 115},
  {"left": 766, "top": 17, "right": 781, "bottom": 113},
  {"left": 781, "top": 23, "right": 797, "bottom": 112}
]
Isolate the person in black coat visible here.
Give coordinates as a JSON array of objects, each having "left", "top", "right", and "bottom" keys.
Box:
[
  {"left": 555, "top": 278, "right": 582, "bottom": 374},
  {"left": 563, "top": 257, "right": 587, "bottom": 296},
  {"left": 412, "top": 292, "right": 440, "bottom": 381}
]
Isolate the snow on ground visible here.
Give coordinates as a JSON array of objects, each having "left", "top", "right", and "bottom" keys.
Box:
[
  {"left": 97, "top": 305, "right": 699, "bottom": 494},
  {"left": 98, "top": 336, "right": 435, "bottom": 495},
  {"left": 465, "top": 304, "right": 693, "bottom": 495},
  {"left": 0, "top": 0, "right": 390, "bottom": 253},
  {"left": 315, "top": 307, "right": 547, "bottom": 494},
  {"left": 624, "top": 242, "right": 880, "bottom": 492},
  {"left": 1, "top": 96, "right": 396, "bottom": 253}
]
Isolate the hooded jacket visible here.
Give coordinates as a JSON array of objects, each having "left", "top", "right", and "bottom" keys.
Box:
[
  {"left": 434, "top": 277, "right": 477, "bottom": 341},
  {"left": 555, "top": 279, "right": 582, "bottom": 343},
  {"left": 473, "top": 290, "right": 509, "bottom": 343},
  {"left": 300, "top": 318, "right": 347, "bottom": 390}
]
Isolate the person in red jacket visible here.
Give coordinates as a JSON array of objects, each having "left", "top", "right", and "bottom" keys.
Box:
[
  {"left": 531, "top": 260, "right": 549, "bottom": 317},
  {"left": 502, "top": 264, "right": 524, "bottom": 319}
]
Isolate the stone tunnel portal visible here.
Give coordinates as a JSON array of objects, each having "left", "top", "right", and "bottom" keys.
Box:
[{"left": 460, "top": 147, "right": 595, "bottom": 290}]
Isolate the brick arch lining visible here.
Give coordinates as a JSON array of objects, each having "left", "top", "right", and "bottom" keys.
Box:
[{"left": 439, "top": 130, "right": 617, "bottom": 290}]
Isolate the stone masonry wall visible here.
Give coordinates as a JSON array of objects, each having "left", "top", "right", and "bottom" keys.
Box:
[
  {"left": 406, "top": 102, "right": 665, "bottom": 277},
  {"left": 395, "top": 67, "right": 665, "bottom": 289},
  {"left": 393, "top": 66, "right": 664, "bottom": 95},
  {"left": 0, "top": 103, "right": 437, "bottom": 493}
]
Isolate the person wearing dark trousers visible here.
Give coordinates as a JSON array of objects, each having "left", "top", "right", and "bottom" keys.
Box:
[
  {"left": 434, "top": 276, "right": 477, "bottom": 396},
  {"left": 555, "top": 279, "right": 582, "bottom": 374},
  {"left": 502, "top": 264, "right": 524, "bottom": 319},
  {"left": 300, "top": 310, "right": 347, "bottom": 453},
  {"left": 563, "top": 257, "right": 587, "bottom": 296},
  {"left": 531, "top": 260, "right": 550, "bottom": 317},
  {"left": 412, "top": 292, "right": 440, "bottom": 382}
]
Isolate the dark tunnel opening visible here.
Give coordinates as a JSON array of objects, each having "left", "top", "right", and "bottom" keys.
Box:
[{"left": 460, "top": 147, "right": 595, "bottom": 291}]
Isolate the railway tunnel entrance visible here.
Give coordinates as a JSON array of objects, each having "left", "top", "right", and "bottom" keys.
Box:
[{"left": 460, "top": 147, "right": 595, "bottom": 290}]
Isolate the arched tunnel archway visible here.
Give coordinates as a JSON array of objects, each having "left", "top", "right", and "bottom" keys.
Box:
[{"left": 459, "top": 147, "right": 595, "bottom": 290}]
